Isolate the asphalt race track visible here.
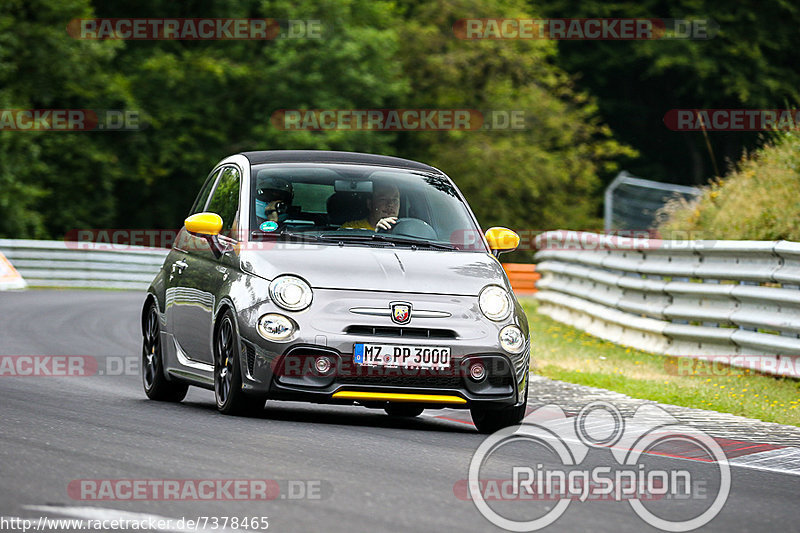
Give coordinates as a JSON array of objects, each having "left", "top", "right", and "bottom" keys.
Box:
[{"left": 1, "top": 290, "right": 799, "bottom": 532}]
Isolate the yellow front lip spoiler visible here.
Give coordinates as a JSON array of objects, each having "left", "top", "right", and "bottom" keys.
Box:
[{"left": 332, "top": 391, "right": 467, "bottom": 405}]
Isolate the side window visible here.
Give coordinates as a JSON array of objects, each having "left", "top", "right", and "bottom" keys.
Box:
[
  {"left": 190, "top": 168, "right": 221, "bottom": 215},
  {"left": 207, "top": 166, "right": 241, "bottom": 234}
]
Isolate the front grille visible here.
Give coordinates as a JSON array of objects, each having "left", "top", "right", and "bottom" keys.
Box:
[
  {"left": 345, "top": 325, "right": 457, "bottom": 339},
  {"left": 488, "top": 373, "right": 513, "bottom": 388}
]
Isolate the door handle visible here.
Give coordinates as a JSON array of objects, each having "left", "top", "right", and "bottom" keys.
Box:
[{"left": 172, "top": 260, "right": 188, "bottom": 274}]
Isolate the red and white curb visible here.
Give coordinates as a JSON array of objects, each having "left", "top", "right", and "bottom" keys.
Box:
[{"left": 424, "top": 374, "right": 800, "bottom": 476}]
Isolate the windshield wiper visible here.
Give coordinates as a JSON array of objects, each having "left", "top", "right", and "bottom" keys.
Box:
[
  {"left": 251, "top": 230, "right": 321, "bottom": 242},
  {"left": 318, "top": 233, "right": 457, "bottom": 250},
  {"left": 373, "top": 234, "right": 458, "bottom": 250},
  {"left": 316, "top": 233, "right": 396, "bottom": 247}
]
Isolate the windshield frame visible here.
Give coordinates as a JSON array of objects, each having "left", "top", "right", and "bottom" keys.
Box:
[{"left": 246, "top": 162, "right": 489, "bottom": 253}]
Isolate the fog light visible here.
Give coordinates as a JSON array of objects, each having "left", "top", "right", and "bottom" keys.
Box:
[
  {"left": 499, "top": 325, "right": 525, "bottom": 354},
  {"left": 315, "top": 356, "right": 332, "bottom": 374},
  {"left": 257, "top": 313, "right": 295, "bottom": 341},
  {"left": 469, "top": 362, "right": 486, "bottom": 381}
]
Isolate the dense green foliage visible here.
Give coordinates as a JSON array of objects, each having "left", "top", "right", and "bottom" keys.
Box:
[
  {"left": 538, "top": 0, "right": 800, "bottom": 185},
  {"left": 1, "top": 0, "right": 797, "bottom": 246},
  {"left": 0, "top": 0, "right": 129, "bottom": 237},
  {"left": 397, "top": 0, "right": 634, "bottom": 233},
  {"left": 658, "top": 130, "right": 800, "bottom": 240}
]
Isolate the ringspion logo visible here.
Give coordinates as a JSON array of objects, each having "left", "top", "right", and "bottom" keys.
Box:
[{"left": 466, "top": 402, "right": 730, "bottom": 531}]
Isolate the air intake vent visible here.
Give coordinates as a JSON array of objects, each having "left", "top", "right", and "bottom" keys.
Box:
[
  {"left": 338, "top": 373, "right": 463, "bottom": 389},
  {"left": 243, "top": 340, "right": 257, "bottom": 376},
  {"left": 345, "top": 325, "right": 457, "bottom": 339}
]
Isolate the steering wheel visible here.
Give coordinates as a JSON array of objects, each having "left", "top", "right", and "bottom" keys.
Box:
[{"left": 378, "top": 218, "right": 438, "bottom": 240}]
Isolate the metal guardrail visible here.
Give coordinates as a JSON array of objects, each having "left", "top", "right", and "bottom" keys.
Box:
[
  {"left": 4, "top": 235, "right": 800, "bottom": 377},
  {"left": 604, "top": 171, "right": 701, "bottom": 231},
  {"left": 533, "top": 231, "right": 800, "bottom": 377},
  {"left": 0, "top": 244, "right": 540, "bottom": 295},
  {"left": 0, "top": 239, "right": 168, "bottom": 290}
]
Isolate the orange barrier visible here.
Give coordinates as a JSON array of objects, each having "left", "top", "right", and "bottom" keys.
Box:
[{"left": 502, "top": 263, "right": 539, "bottom": 295}]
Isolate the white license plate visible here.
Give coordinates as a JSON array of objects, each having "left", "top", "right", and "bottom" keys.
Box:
[{"left": 353, "top": 343, "right": 451, "bottom": 369}]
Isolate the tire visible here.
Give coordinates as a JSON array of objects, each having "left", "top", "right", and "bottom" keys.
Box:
[
  {"left": 470, "top": 386, "right": 528, "bottom": 434},
  {"left": 142, "top": 303, "right": 189, "bottom": 402},
  {"left": 214, "top": 310, "right": 266, "bottom": 416},
  {"left": 384, "top": 404, "right": 424, "bottom": 417}
]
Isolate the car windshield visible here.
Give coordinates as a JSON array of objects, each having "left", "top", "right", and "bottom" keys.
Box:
[{"left": 249, "top": 163, "right": 487, "bottom": 251}]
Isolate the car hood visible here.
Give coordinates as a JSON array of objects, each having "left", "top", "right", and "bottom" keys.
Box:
[{"left": 239, "top": 243, "right": 508, "bottom": 296}]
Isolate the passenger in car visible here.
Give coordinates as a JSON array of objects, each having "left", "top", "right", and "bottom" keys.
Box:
[
  {"left": 255, "top": 177, "right": 293, "bottom": 224},
  {"left": 342, "top": 182, "right": 400, "bottom": 231}
]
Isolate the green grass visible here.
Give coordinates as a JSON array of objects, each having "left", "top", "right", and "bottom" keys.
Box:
[{"left": 521, "top": 299, "right": 800, "bottom": 427}]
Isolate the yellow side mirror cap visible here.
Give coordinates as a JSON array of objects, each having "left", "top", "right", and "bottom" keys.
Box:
[
  {"left": 485, "top": 227, "right": 520, "bottom": 254},
  {"left": 185, "top": 212, "right": 223, "bottom": 236}
]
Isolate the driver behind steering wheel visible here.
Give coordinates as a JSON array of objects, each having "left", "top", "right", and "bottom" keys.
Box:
[
  {"left": 255, "top": 177, "right": 293, "bottom": 226},
  {"left": 341, "top": 182, "right": 400, "bottom": 231}
]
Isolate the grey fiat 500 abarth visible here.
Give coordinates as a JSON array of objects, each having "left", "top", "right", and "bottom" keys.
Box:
[{"left": 142, "top": 150, "right": 529, "bottom": 433}]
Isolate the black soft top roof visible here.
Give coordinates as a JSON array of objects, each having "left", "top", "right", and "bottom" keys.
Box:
[{"left": 241, "top": 150, "right": 439, "bottom": 172}]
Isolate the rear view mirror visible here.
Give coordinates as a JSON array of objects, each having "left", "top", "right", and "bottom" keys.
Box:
[{"left": 334, "top": 180, "right": 373, "bottom": 193}]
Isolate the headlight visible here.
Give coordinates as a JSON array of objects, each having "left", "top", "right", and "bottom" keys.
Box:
[
  {"left": 257, "top": 313, "right": 296, "bottom": 341},
  {"left": 479, "top": 285, "right": 511, "bottom": 321},
  {"left": 499, "top": 325, "right": 525, "bottom": 354},
  {"left": 269, "top": 275, "right": 313, "bottom": 311}
]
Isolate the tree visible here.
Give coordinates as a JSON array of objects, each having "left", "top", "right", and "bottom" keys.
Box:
[
  {"left": 0, "top": 0, "right": 130, "bottom": 238},
  {"left": 536, "top": 0, "right": 800, "bottom": 184},
  {"left": 397, "top": 0, "right": 635, "bottom": 252},
  {"left": 99, "top": 0, "right": 410, "bottom": 230}
]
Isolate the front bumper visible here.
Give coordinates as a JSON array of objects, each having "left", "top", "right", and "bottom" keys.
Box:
[
  {"left": 260, "top": 347, "right": 527, "bottom": 408},
  {"left": 240, "top": 340, "right": 529, "bottom": 409},
  {"left": 236, "top": 288, "right": 530, "bottom": 408}
]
